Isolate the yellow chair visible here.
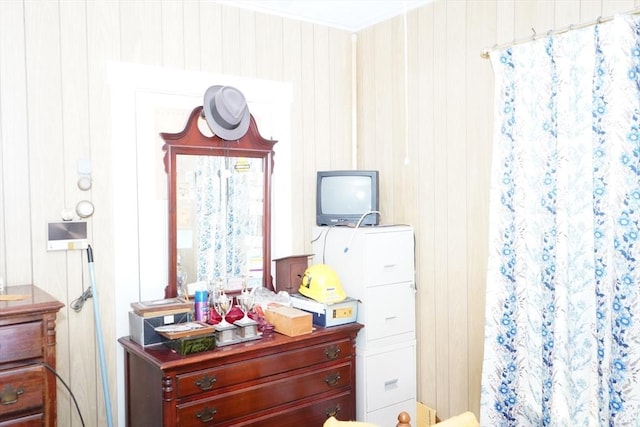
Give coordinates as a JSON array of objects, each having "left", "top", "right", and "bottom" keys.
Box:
[
  {"left": 322, "top": 410, "right": 477, "bottom": 427},
  {"left": 322, "top": 418, "right": 378, "bottom": 427},
  {"left": 323, "top": 411, "right": 412, "bottom": 427},
  {"left": 434, "top": 411, "right": 479, "bottom": 427}
]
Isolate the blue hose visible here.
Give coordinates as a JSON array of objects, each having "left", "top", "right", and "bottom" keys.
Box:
[{"left": 87, "top": 246, "right": 114, "bottom": 427}]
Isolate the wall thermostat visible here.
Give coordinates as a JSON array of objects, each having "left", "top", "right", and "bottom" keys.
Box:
[{"left": 47, "top": 221, "right": 88, "bottom": 251}]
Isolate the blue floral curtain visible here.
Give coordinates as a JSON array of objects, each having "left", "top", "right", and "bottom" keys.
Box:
[{"left": 481, "top": 16, "right": 640, "bottom": 426}]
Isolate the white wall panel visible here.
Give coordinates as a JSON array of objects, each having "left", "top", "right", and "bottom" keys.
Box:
[
  {"left": 465, "top": 0, "right": 496, "bottom": 418},
  {"left": 161, "top": 0, "right": 186, "bottom": 68},
  {"left": 199, "top": 2, "right": 224, "bottom": 73},
  {"left": 58, "top": 2, "right": 100, "bottom": 426},
  {"left": 414, "top": 2, "right": 438, "bottom": 418},
  {"left": 85, "top": 2, "right": 120, "bottom": 426},
  {"left": 0, "top": 1, "right": 31, "bottom": 284},
  {"left": 183, "top": 1, "right": 202, "bottom": 70}
]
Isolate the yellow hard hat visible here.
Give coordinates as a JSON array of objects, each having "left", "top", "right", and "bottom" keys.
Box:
[{"left": 299, "top": 264, "right": 347, "bottom": 304}]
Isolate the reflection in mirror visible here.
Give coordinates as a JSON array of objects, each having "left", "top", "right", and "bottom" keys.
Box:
[
  {"left": 162, "top": 106, "right": 277, "bottom": 299},
  {"left": 176, "top": 154, "right": 265, "bottom": 292}
]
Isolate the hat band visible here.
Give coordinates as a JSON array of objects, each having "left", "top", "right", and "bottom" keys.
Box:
[{"left": 211, "top": 102, "right": 241, "bottom": 131}]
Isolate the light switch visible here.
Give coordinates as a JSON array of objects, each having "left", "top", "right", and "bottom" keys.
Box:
[{"left": 77, "top": 159, "right": 91, "bottom": 175}]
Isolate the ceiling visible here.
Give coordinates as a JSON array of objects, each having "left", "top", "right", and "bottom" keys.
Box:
[{"left": 213, "top": 0, "right": 432, "bottom": 32}]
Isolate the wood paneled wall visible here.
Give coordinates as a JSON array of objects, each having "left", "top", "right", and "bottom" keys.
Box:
[{"left": 0, "top": 1, "right": 638, "bottom": 425}]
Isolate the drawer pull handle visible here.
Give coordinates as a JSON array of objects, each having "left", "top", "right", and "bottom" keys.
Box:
[
  {"left": 385, "top": 315, "right": 398, "bottom": 321},
  {"left": 384, "top": 378, "right": 399, "bottom": 391},
  {"left": 325, "top": 403, "right": 341, "bottom": 418},
  {"left": 1, "top": 385, "right": 24, "bottom": 405},
  {"left": 195, "top": 375, "right": 217, "bottom": 391},
  {"left": 324, "top": 372, "right": 341, "bottom": 387},
  {"left": 324, "top": 345, "right": 341, "bottom": 360},
  {"left": 196, "top": 406, "right": 217, "bottom": 423}
]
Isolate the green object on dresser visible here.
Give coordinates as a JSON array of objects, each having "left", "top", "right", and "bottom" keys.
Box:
[{"left": 166, "top": 334, "right": 216, "bottom": 355}]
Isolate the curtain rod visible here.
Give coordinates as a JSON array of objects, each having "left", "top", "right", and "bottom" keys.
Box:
[{"left": 481, "top": 7, "right": 640, "bottom": 59}]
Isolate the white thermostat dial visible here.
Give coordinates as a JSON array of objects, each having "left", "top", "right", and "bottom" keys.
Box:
[
  {"left": 77, "top": 176, "right": 92, "bottom": 191},
  {"left": 76, "top": 200, "right": 95, "bottom": 218}
]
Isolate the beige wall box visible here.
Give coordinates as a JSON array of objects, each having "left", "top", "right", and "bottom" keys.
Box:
[
  {"left": 47, "top": 220, "right": 88, "bottom": 251},
  {"left": 264, "top": 305, "right": 313, "bottom": 336},
  {"left": 290, "top": 294, "right": 358, "bottom": 327},
  {"left": 128, "top": 311, "right": 191, "bottom": 346}
]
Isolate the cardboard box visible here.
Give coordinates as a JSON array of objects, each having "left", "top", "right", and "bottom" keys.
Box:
[
  {"left": 290, "top": 294, "right": 358, "bottom": 327},
  {"left": 264, "top": 305, "right": 312, "bottom": 336},
  {"left": 417, "top": 401, "right": 437, "bottom": 426},
  {"left": 129, "top": 310, "right": 191, "bottom": 346}
]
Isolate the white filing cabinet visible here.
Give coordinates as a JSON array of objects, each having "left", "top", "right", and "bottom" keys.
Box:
[{"left": 312, "top": 225, "right": 416, "bottom": 424}]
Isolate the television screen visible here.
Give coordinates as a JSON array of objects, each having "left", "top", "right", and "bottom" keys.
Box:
[
  {"left": 316, "top": 170, "right": 379, "bottom": 226},
  {"left": 320, "top": 175, "right": 373, "bottom": 214}
]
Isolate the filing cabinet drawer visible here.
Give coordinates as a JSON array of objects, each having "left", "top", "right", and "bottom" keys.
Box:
[
  {"left": 362, "top": 230, "right": 414, "bottom": 286},
  {"left": 175, "top": 338, "right": 353, "bottom": 398},
  {"left": 314, "top": 225, "right": 415, "bottom": 292},
  {"left": 176, "top": 363, "right": 352, "bottom": 425},
  {"left": 360, "top": 282, "right": 415, "bottom": 343},
  {"left": 0, "top": 365, "right": 45, "bottom": 418},
  {"left": 0, "top": 322, "right": 43, "bottom": 364},
  {"left": 367, "top": 398, "right": 416, "bottom": 427},
  {"left": 361, "top": 344, "right": 415, "bottom": 412}
]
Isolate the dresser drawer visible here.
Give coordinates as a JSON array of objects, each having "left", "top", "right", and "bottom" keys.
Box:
[
  {"left": 176, "top": 362, "right": 352, "bottom": 426},
  {"left": 235, "top": 390, "right": 355, "bottom": 427},
  {"left": 0, "top": 365, "right": 45, "bottom": 419},
  {"left": 0, "top": 413, "right": 44, "bottom": 427},
  {"left": 0, "top": 322, "right": 43, "bottom": 364},
  {"left": 362, "top": 344, "right": 415, "bottom": 412},
  {"left": 176, "top": 338, "right": 353, "bottom": 398}
]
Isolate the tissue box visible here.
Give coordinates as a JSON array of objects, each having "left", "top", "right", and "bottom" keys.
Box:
[
  {"left": 290, "top": 294, "right": 358, "bottom": 327},
  {"left": 129, "top": 311, "right": 191, "bottom": 346},
  {"left": 264, "top": 305, "right": 312, "bottom": 336}
]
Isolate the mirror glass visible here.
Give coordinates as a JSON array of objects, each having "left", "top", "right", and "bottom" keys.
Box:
[
  {"left": 175, "top": 154, "right": 266, "bottom": 292},
  {"left": 162, "top": 106, "right": 276, "bottom": 298}
]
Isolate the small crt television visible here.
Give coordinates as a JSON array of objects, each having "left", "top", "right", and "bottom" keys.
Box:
[{"left": 316, "top": 170, "right": 379, "bottom": 226}]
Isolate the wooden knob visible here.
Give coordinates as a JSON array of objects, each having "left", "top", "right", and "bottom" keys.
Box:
[{"left": 396, "top": 411, "right": 411, "bottom": 427}]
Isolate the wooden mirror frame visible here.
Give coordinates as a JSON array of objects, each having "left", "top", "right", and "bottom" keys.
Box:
[{"left": 161, "top": 106, "right": 277, "bottom": 298}]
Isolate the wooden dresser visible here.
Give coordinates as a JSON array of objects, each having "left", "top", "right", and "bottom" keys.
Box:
[
  {"left": 119, "top": 323, "right": 362, "bottom": 426},
  {"left": 0, "top": 285, "right": 64, "bottom": 426}
]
